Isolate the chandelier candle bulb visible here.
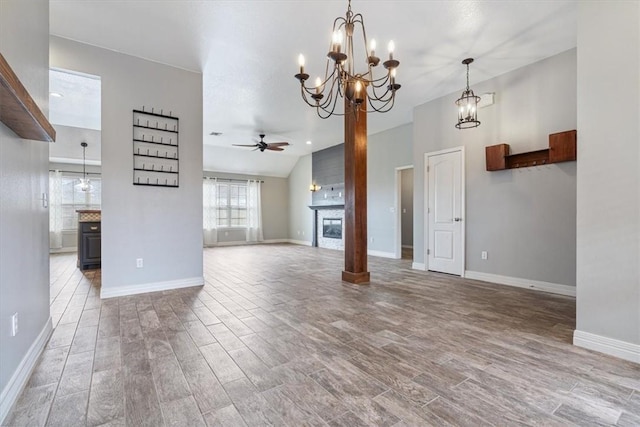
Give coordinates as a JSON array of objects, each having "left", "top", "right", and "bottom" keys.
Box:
[
  {"left": 315, "top": 77, "right": 322, "bottom": 94},
  {"left": 332, "top": 31, "right": 342, "bottom": 53},
  {"left": 298, "top": 54, "right": 305, "bottom": 74},
  {"left": 388, "top": 40, "right": 395, "bottom": 60},
  {"left": 370, "top": 39, "right": 376, "bottom": 57}
]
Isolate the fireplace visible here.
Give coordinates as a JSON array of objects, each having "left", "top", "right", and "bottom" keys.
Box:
[
  {"left": 323, "top": 218, "right": 342, "bottom": 239},
  {"left": 309, "top": 205, "right": 344, "bottom": 251}
]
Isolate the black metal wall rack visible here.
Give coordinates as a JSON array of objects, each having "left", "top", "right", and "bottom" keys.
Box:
[{"left": 132, "top": 108, "right": 179, "bottom": 188}]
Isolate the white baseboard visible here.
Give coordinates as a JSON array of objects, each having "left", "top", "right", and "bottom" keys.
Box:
[
  {"left": 412, "top": 262, "right": 426, "bottom": 271},
  {"left": 288, "top": 239, "right": 312, "bottom": 246},
  {"left": 464, "top": 270, "right": 575, "bottom": 297},
  {"left": 0, "top": 316, "right": 53, "bottom": 425},
  {"left": 101, "top": 276, "right": 204, "bottom": 299},
  {"left": 205, "top": 239, "right": 292, "bottom": 248},
  {"left": 574, "top": 330, "right": 640, "bottom": 364},
  {"left": 368, "top": 250, "right": 396, "bottom": 259},
  {"left": 49, "top": 247, "right": 77, "bottom": 254}
]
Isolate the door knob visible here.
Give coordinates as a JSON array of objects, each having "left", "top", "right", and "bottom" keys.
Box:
[{"left": 454, "top": 217, "right": 462, "bottom": 222}]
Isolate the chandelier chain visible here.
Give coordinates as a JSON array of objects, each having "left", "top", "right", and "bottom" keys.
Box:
[{"left": 466, "top": 63, "right": 470, "bottom": 91}]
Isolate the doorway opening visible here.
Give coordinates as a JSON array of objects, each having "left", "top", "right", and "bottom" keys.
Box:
[
  {"left": 394, "top": 165, "right": 413, "bottom": 260},
  {"left": 48, "top": 67, "right": 102, "bottom": 322},
  {"left": 49, "top": 68, "right": 102, "bottom": 254}
]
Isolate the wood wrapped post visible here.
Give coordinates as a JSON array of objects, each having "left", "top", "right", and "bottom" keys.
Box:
[{"left": 342, "top": 96, "right": 370, "bottom": 284}]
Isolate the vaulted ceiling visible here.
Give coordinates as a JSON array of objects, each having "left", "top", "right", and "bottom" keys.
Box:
[{"left": 50, "top": 0, "right": 577, "bottom": 177}]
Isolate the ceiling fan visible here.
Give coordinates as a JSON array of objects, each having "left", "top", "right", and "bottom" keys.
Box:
[{"left": 233, "top": 134, "right": 290, "bottom": 152}]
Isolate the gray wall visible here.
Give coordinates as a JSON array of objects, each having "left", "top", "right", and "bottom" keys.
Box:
[
  {"left": 413, "top": 49, "right": 577, "bottom": 286},
  {"left": 0, "top": 0, "right": 51, "bottom": 412},
  {"left": 288, "top": 154, "right": 313, "bottom": 244},
  {"left": 51, "top": 36, "right": 204, "bottom": 295},
  {"left": 311, "top": 144, "right": 344, "bottom": 206},
  {"left": 203, "top": 171, "right": 289, "bottom": 243},
  {"left": 576, "top": 3, "right": 639, "bottom": 347},
  {"left": 401, "top": 168, "right": 414, "bottom": 247},
  {"left": 367, "top": 124, "right": 413, "bottom": 255}
]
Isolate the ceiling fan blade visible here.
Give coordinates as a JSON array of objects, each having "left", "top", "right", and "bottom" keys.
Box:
[
  {"left": 267, "top": 142, "right": 290, "bottom": 147},
  {"left": 266, "top": 147, "right": 284, "bottom": 151},
  {"left": 232, "top": 144, "right": 259, "bottom": 147}
]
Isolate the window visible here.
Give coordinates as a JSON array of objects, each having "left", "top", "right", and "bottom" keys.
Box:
[
  {"left": 203, "top": 178, "right": 263, "bottom": 244},
  {"left": 216, "top": 182, "right": 247, "bottom": 227},
  {"left": 57, "top": 174, "right": 101, "bottom": 231}
]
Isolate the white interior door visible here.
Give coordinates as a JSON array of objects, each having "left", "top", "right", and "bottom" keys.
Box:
[{"left": 427, "top": 149, "right": 464, "bottom": 275}]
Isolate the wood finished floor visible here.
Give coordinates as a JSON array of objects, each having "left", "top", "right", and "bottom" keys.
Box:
[{"left": 4, "top": 244, "right": 640, "bottom": 426}]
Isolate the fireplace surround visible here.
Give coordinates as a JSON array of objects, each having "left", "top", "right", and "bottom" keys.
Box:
[{"left": 309, "top": 204, "right": 345, "bottom": 250}]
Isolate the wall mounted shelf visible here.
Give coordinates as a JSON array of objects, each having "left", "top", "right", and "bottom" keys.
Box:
[
  {"left": 486, "top": 130, "right": 576, "bottom": 171},
  {"left": 0, "top": 53, "right": 56, "bottom": 142},
  {"left": 133, "top": 109, "right": 179, "bottom": 187}
]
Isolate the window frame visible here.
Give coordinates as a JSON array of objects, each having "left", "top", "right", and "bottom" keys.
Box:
[{"left": 215, "top": 181, "right": 248, "bottom": 229}]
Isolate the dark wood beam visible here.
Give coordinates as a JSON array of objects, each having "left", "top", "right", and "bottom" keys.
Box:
[{"left": 342, "top": 98, "right": 370, "bottom": 284}]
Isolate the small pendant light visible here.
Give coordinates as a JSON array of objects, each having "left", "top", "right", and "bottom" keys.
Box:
[
  {"left": 79, "top": 142, "right": 90, "bottom": 192},
  {"left": 455, "top": 58, "right": 481, "bottom": 129}
]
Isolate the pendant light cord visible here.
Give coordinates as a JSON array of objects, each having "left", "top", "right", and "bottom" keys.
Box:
[{"left": 81, "top": 142, "right": 88, "bottom": 186}]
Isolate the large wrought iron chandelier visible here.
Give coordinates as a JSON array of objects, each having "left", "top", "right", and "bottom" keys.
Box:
[{"left": 294, "top": 0, "right": 401, "bottom": 118}]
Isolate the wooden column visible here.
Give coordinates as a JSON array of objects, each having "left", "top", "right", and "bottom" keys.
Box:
[{"left": 342, "top": 97, "right": 370, "bottom": 284}]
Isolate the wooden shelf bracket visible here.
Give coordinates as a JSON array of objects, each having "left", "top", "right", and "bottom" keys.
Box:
[{"left": 486, "top": 130, "right": 576, "bottom": 171}]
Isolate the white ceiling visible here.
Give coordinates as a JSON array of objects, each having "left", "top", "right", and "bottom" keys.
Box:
[
  {"left": 49, "top": 68, "right": 101, "bottom": 131},
  {"left": 50, "top": 0, "right": 577, "bottom": 177}
]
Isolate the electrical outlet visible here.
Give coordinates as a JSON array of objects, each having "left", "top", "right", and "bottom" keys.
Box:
[
  {"left": 10, "top": 313, "right": 18, "bottom": 337},
  {"left": 136, "top": 258, "right": 143, "bottom": 268},
  {"left": 370, "top": 237, "right": 374, "bottom": 243},
  {"left": 402, "top": 208, "right": 407, "bottom": 213},
  {"left": 481, "top": 251, "right": 488, "bottom": 260},
  {"left": 302, "top": 231, "right": 305, "bottom": 236},
  {"left": 390, "top": 207, "right": 395, "bottom": 213},
  {"left": 297, "top": 230, "right": 300, "bottom": 235}
]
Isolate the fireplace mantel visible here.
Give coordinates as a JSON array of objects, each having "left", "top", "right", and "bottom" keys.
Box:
[{"left": 308, "top": 204, "right": 345, "bottom": 210}]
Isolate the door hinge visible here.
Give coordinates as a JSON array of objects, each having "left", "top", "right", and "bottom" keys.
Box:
[
  {"left": 427, "top": 249, "right": 431, "bottom": 255},
  {"left": 427, "top": 166, "right": 430, "bottom": 172}
]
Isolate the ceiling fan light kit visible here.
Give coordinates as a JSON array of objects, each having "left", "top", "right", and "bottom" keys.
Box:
[{"left": 294, "top": 0, "right": 401, "bottom": 118}]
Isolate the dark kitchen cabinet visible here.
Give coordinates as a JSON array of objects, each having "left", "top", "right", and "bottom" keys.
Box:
[{"left": 77, "top": 221, "right": 101, "bottom": 270}]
